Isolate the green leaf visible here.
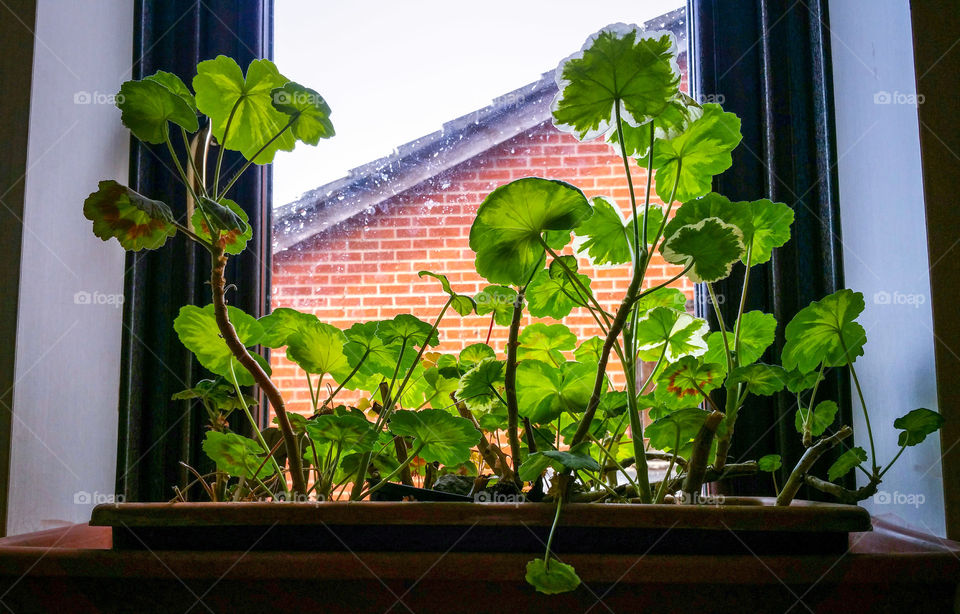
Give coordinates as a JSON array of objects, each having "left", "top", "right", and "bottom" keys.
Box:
[
  {"left": 526, "top": 558, "right": 581, "bottom": 595},
  {"left": 144, "top": 70, "right": 197, "bottom": 113},
  {"left": 418, "top": 367, "right": 460, "bottom": 410},
  {"left": 258, "top": 308, "right": 319, "bottom": 348},
  {"left": 609, "top": 92, "right": 703, "bottom": 155},
  {"left": 193, "top": 56, "right": 295, "bottom": 164},
  {"left": 795, "top": 400, "right": 839, "bottom": 437},
  {"left": 729, "top": 363, "right": 787, "bottom": 396},
  {"left": 635, "top": 287, "right": 688, "bottom": 314},
  {"left": 304, "top": 413, "right": 376, "bottom": 454},
  {"left": 758, "top": 454, "right": 782, "bottom": 472},
  {"left": 645, "top": 407, "right": 709, "bottom": 456},
  {"left": 703, "top": 311, "right": 777, "bottom": 371},
  {"left": 573, "top": 196, "right": 664, "bottom": 265},
  {"left": 661, "top": 217, "right": 744, "bottom": 283},
  {"left": 171, "top": 379, "right": 252, "bottom": 412},
  {"left": 419, "top": 271, "right": 476, "bottom": 316},
  {"left": 782, "top": 290, "right": 867, "bottom": 373},
  {"left": 574, "top": 336, "right": 604, "bottom": 365},
  {"left": 785, "top": 369, "right": 822, "bottom": 394},
  {"left": 388, "top": 409, "right": 480, "bottom": 466},
  {"left": 551, "top": 25, "right": 679, "bottom": 141},
  {"left": 174, "top": 304, "right": 267, "bottom": 386},
  {"left": 342, "top": 321, "right": 397, "bottom": 387},
  {"left": 634, "top": 307, "right": 709, "bottom": 362},
  {"left": 519, "top": 443, "right": 599, "bottom": 481},
  {"left": 526, "top": 261, "right": 592, "bottom": 319},
  {"left": 894, "top": 408, "right": 944, "bottom": 446},
  {"left": 376, "top": 314, "right": 439, "bottom": 348},
  {"left": 191, "top": 197, "right": 251, "bottom": 254},
  {"left": 827, "top": 446, "right": 867, "bottom": 482},
  {"left": 655, "top": 357, "right": 723, "bottom": 408},
  {"left": 270, "top": 81, "right": 334, "bottom": 145},
  {"left": 196, "top": 196, "right": 248, "bottom": 236},
  {"left": 736, "top": 199, "right": 794, "bottom": 265},
  {"left": 202, "top": 431, "right": 274, "bottom": 480},
  {"left": 459, "top": 344, "right": 496, "bottom": 371},
  {"left": 518, "top": 323, "right": 577, "bottom": 365},
  {"left": 516, "top": 360, "right": 597, "bottom": 423},
  {"left": 286, "top": 319, "right": 350, "bottom": 379},
  {"left": 83, "top": 180, "right": 177, "bottom": 251},
  {"left": 474, "top": 285, "right": 517, "bottom": 326},
  {"left": 599, "top": 390, "right": 629, "bottom": 417},
  {"left": 456, "top": 358, "right": 505, "bottom": 414},
  {"left": 643, "top": 104, "right": 742, "bottom": 203},
  {"left": 116, "top": 78, "right": 198, "bottom": 144},
  {"left": 469, "top": 177, "right": 590, "bottom": 286}
]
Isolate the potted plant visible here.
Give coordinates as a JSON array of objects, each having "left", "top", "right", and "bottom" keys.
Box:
[{"left": 86, "top": 24, "right": 943, "bottom": 595}]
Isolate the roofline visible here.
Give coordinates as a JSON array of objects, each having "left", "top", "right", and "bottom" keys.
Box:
[{"left": 273, "top": 8, "right": 687, "bottom": 253}]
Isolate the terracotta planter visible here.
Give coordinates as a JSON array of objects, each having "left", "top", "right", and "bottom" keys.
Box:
[{"left": 90, "top": 497, "right": 870, "bottom": 556}]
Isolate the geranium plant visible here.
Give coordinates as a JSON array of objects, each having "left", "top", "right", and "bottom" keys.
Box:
[{"left": 86, "top": 26, "right": 943, "bottom": 596}]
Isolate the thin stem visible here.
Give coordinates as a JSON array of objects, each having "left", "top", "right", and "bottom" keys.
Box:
[
  {"left": 707, "top": 283, "right": 734, "bottom": 375},
  {"left": 218, "top": 115, "right": 297, "bottom": 198},
  {"left": 358, "top": 442, "right": 426, "bottom": 499},
  {"left": 322, "top": 349, "right": 369, "bottom": 408},
  {"left": 841, "top": 337, "right": 878, "bottom": 473},
  {"left": 227, "top": 362, "right": 287, "bottom": 493},
  {"left": 540, "top": 239, "right": 611, "bottom": 327},
  {"left": 732, "top": 243, "right": 753, "bottom": 365},
  {"left": 878, "top": 444, "right": 908, "bottom": 479},
  {"left": 212, "top": 99, "right": 242, "bottom": 199},
  {"left": 542, "top": 496, "right": 564, "bottom": 565},
  {"left": 180, "top": 127, "right": 208, "bottom": 198},
  {"left": 613, "top": 104, "right": 645, "bottom": 266}
]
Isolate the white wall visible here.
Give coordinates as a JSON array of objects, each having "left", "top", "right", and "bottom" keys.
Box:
[
  {"left": 829, "top": 0, "right": 944, "bottom": 536},
  {"left": 8, "top": 0, "right": 131, "bottom": 536}
]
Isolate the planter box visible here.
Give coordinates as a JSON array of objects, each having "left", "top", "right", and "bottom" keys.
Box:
[
  {"left": 90, "top": 497, "right": 871, "bottom": 556},
  {"left": 0, "top": 517, "right": 957, "bottom": 613}
]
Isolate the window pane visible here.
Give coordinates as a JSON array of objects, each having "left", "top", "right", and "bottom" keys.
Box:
[{"left": 272, "top": 3, "right": 690, "bottom": 413}]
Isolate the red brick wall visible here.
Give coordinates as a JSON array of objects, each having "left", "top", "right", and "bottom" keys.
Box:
[{"left": 270, "top": 120, "right": 694, "bottom": 415}]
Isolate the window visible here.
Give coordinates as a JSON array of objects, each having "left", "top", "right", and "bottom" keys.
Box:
[{"left": 271, "top": 2, "right": 690, "bottom": 414}]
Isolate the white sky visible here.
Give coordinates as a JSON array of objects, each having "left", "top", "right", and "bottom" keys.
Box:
[{"left": 272, "top": 0, "right": 685, "bottom": 206}]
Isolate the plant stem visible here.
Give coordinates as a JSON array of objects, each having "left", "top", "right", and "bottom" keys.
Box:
[
  {"left": 359, "top": 442, "right": 426, "bottom": 499},
  {"left": 776, "top": 425, "right": 852, "bottom": 506},
  {"left": 543, "top": 496, "right": 564, "bottom": 566},
  {"left": 210, "top": 245, "right": 306, "bottom": 495},
  {"left": 654, "top": 422, "right": 683, "bottom": 503},
  {"left": 840, "top": 337, "right": 878, "bottom": 473},
  {"left": 504, "top": 288, "right": 526, "bottom": 478},
  {"left": 227, "top": 362, "right": 287, "bottom": 492},
  {"left": 680, "top": 410, "right": 724, "bottom": 502},
  {"left": 212, "top": 99, "right": 241, "bottom": 200},
  {"left": 732, "top": 243, "right": 753, "bottom": 363}
]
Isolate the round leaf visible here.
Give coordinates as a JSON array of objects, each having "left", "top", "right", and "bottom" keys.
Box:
[
  {"left": 83, "top": 180, "right": 177, "bottom": 251},
  {"left": 758, "top": 454, "right": 782, "bottom": 472},
  {"left": 551, "top": 24, "right": 680, "bottom": 141},
  {"left": 634, "top": 307, "right": 709, "bottom": 362},
  {"left": 703, "top": 311, "right": 777, "bottom": 372},
  {"left": 474, "top": 285, "right": 517, "bottom": 326},
  {"left": 286, "top": 319, "right": 350, "bottom": 379},
  {"left": 469, "top": 177, "right": 590, "bottom": 286},
  {"left": 794, "top": 400, "right": 839, "bottom": 437},
  {"left": 193, "top": 56, "right": 296, "bottom": 164},
  {"left": 518, "top": 323, "right": 577, "bottom": 365},
  {"left": 782, "top": 290, "right": 867, "bottom": 373},
  {"left": 270, "top": 81, "right": 334, "bottom": 145},
  {"left": 661, "top": 217, "right": 745, "bottom": 283},
  {"left": 376, "top": 314, "right": 438, "bottom": 348},
  {"left": 388, "top": 409, "right": 480, "bottom": 466},
  {"left": 526, "top": 558, "right": 581, "bottom": 595},
  {"left": 729, "top": 363, "right": 787, "bottom": 397},
  {"left": 191, "top": 197, "right": 251, "bottom": 254},
  {"left": 174, "top": 304, "right": 267, "bottom": 386},
  {"left": 455, "top": 358, "right": 505, "bottom": 414},
  {"left": 305, "top": 414, "right": 376, "bottom": 454},
  {"left": 827, "top": 446, "right": 867, "bottom": 482},
  {"left": 202, "top": 431, "right": 274, "bottom": 480},
  {"left": 516, "top": 360, "right": 597, "bottom": 423},
  {"left": 894, "top": 408, "right": 944, "bottom": 447},
  {"left": 117, "top": 78, "right": 198, "bottom": 144}
]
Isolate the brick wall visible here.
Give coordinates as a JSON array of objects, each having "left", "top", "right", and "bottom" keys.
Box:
[{"left": 270, "top": 119, "right": 694, "bottom": 415}]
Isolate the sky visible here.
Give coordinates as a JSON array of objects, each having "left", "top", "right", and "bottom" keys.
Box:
[{"left": 272, "top": 0, "right": 685, "bottom": 206}]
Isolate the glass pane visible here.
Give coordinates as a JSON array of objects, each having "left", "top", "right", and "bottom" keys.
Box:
[{"left": 272, "top": 3, "right": 690, "bottom": 415}]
